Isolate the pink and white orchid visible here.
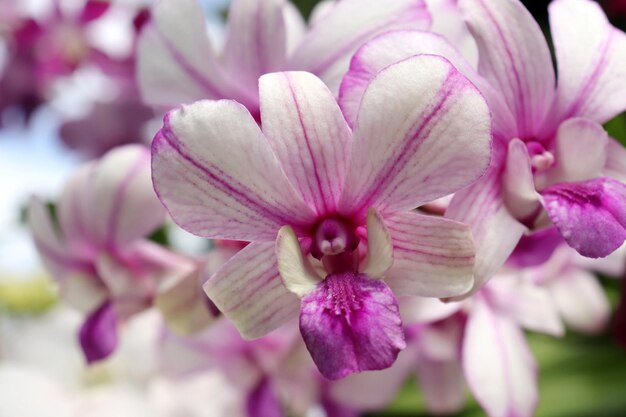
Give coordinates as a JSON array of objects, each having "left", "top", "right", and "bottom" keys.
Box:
[
  {"left": 338, "top": 0, "right": 626, "bottom": 297},
  {"left": 136, "top": 0, "right": 431, "bottom": 118},
  {"left": 29, "top": 145, "right": 197, "bottom": 362},
  {"left": 151, "top": 56, "right": 492, "bottom": 379}
]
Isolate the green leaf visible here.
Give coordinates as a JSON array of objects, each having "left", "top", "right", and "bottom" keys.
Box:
[{"left": 604, "top": 113, "right": 626, "bottom": 146}]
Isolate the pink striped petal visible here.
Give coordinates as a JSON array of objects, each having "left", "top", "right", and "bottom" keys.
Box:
[
  {"left": 58, "top": 145, "right": 165, "bottom": 252},
  {"left": 460, "top": 0, "right": 554, "bottom": 138},
  {"left": 84, "top": 145, "right": 165, "bottom": 248},
  {"left": 604, "top": 137, "right": 626, "bottom": 183},
  {"left": 503, "top": 139, "right": 541, "bottom": 221},
  {"left": 137, "top": 0, "right": 255, "bottom": 110},
  {"left": 259, "top": 72, "right": 352, "bottom": 214},
  {"left": 288, "top": 0, "right": 431, "bottom": 92},
  {"left": 549, "top": 0, "right": 626, "bottom": 125},
  {"left": 548, "top": 271, "right": 610, "bottom": 334},
  {"left": 446, "top": 151, "right": 527, "bottom": 297},
  {"left": 223, "top": 0, "right": 287, "bottom": 92},
  {"left": 28, "top": 197, "right": 95, "bottom": 279},
  {"left": 487, "top": 276, "right": 564, "bottom": 337},
  {"left": 56, "top": 164, "right": 97, "bottom": 256},
  {"left": 547, "top": 118, "right": 608, "bottom": 185},
  {"left": 541, "top": 177, "right": 626, "bottom": 258},
  {"left": 463, "top": 297, "right": 538, "bottom": 417},
  {"left": 338, "top": 31, "right": 508, "bottom": 130},
  {"left": 384, "top": 212, "right": 475, "bottom": 298},
  {"left": 152, "top": 100, "right": 316, "bottom": 241},
  {"left": 339, "top": 55, "right": 491, "bottom": 217},
  {"left": 300, "top": 272, "right": 405, "bottom": 379},
  {"left": 203, "top": 242, "right": 300, "bottom": 339}
]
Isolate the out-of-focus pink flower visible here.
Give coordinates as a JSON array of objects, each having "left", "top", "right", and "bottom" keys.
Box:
[
  {"left": 28, "top": 145, "right": 197, "bottom": 362},
  {"left": 59, "top": 94, "right": 153, "bottom": 158},
  {"left": 151, "top": 60, "right": 492, "bottom": 378},
  {"left": 0, "top": 1, "right": 112, "bottom": 121},
  {"left": 339, "top": 0, "right": 626, "bottom": 297},
  {"left": 136, "top": 0, "right": 432, "bottom": 118}
]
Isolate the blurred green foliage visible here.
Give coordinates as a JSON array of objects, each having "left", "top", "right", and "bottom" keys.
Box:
[
  {"left": 605, "top": 114, "right": 626, "bottom": 146},
  {"left": 291, "top": 0, "right": 321, "bottom": 19},
  {"left": 368, "top": 331, "right": 626, "bottom": 417},
  {"left": 0, "top": 277, "right": 57, "bottom": 314}
]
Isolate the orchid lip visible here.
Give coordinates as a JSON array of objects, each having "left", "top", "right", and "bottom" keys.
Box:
[{"left": 299, "top": 271, "right": 405, "bottom": 380}]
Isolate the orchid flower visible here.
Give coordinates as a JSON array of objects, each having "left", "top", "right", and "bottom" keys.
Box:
[
  {"left": 337, "top": 0, "right": 626, "bottom": 297},
  {"left": 136, "top": 0, "right": 431, "bottom": 118},
  {"left": 29, "top": 145, "right": 197, "bottom": 362},
  {"left": 151, "top": 56, "right": 491, "bottom": 379}
]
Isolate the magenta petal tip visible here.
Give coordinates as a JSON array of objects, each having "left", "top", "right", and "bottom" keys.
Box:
[{"left": 78, "top": 300, "right": 118, "bottom": 364}]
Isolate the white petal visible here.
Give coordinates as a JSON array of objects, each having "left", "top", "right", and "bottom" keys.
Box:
[
  {"left": 549, "top": 0, "right": 626, "bottom": 125},
  {"left": 463, "top": 297, "right": 538, "bottom": 417},
  {"left": 460, "top": 0, "right": 555, "bottom": 138},
  {"left": 548, "top": 270, "right": 610, "bottom": 334}
]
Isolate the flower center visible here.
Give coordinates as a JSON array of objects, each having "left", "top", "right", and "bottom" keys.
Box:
[
  {"left": 526, "top": 141, "right": 554, "bottom": 173},
  {"left": 311, "top": 217, "right": 358, "bottom": 258}
]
